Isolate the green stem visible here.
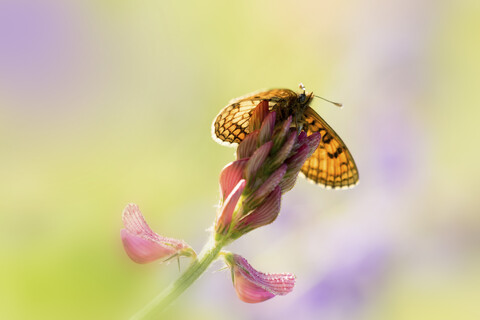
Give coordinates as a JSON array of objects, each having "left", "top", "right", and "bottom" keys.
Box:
[{"left": 131, "top": 236, "right": 226, "bottom": 320}]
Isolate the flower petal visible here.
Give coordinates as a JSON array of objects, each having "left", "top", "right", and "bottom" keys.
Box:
[
  {"left": 245, "top": 164, "right": 287, "bottom": 209},
  {"left": 225, "top": 253, "right": 296, "bottom": 303},
  {"left": 268, "top": 130, "right": 297, "bottom": 170},
  {"left": 304, "top": 132, "right": 321, "bottom": 158},
  {"left": 278, "top": 173, "right": 299, "bottom": 193},
  {"left": 285, "top": 144, "right": 310, "bottom": 175},
  {"left": 258, "top": 111, "right": 276, "bottom": 145},
  {"left": 121, "top": 229, "right": 175, "bottom": 264},
  {"left": 235, "top": 186, "right": 281, "bottom": 235},
  {"left": 215, "top": 179, "right": 246, "bottom": 235},
  {"left": 219, "top": 159, "right": 248, "bottom": 200},
  {"left": 237, "top": 130, "right": 259, "bottom": 159},
  {"left": 121, "top": 204, "right": 193, "bottom": 264},
  {"left": 245, "top": 141, "right": 273, "bottom": 182},
  {"left": 272, "top": 116, "right": 293, "bottom": 153},
  {"left": 279, "top": 145, "right": 310, "bottom": 192},
  {"left": 294, "top": 131, "right": 307, "bottom": 150},
  {"left": 249, "top": 100, "right": 269, "bottom": 132},
  {"left": 233, "top": 269, "right": 276, "bottom": 303}
]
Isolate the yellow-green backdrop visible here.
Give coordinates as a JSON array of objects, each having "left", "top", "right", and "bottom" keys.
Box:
[{"left": 1, "top": 0, "right": 479, "bottom": 319}]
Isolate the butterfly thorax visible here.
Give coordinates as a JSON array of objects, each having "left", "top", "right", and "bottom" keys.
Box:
[{"left": 272, "top": 91, "right": 314, "bottom": 131}]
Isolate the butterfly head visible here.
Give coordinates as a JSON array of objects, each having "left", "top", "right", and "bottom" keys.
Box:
[
  {"left": 300, "top": 83, "right": 343, "bottom": 108},
  {"left": 298, "top": 83, "right": 314, "bottom": 105}
]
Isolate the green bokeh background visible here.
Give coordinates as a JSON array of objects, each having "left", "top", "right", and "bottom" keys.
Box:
[{"left": 1, "top": 0, "right": 479, "bottom": 319}]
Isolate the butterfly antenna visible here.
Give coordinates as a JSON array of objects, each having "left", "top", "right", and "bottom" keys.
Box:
[
  {"left": 313, "top": 94, "right": 343, "bottom": 108},
  {"left": 299, "top": 83, "right": 342, "bottom": 108}
]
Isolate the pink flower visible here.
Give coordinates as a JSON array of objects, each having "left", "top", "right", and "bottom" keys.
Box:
[
  {"left": 121, "top": 204, "right": 195, "bottom": 264},
  {"left": 214, "top": 101, "right": 322, "bottom": 241},
  {"left": 224, "top": 253, "right": 296, "bottom": 303}
]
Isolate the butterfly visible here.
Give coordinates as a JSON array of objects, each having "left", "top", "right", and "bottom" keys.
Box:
[{"left": 212, "top": 84, "right": 359, "bottom": 189}]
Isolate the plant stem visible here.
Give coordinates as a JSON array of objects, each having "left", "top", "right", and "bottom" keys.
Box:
[{"left": 131, "top": 236, "right": 226, "bottom": 320}]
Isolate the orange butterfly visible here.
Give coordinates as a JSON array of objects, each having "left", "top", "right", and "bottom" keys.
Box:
[{"left": 212, "top": 84, "right": 359, "bottom": 189}]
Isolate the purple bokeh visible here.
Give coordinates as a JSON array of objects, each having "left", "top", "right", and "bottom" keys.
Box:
[{"left": 0, "top": 0, "right": 105, "bottom": 110}]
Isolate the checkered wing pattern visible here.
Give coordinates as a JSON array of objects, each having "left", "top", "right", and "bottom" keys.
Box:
[
  {"left": 300, "top": 107, "right": 359, "bottom": 189},
  {"left": 212, "top": 89, "right": 298, "bottom": 144}
]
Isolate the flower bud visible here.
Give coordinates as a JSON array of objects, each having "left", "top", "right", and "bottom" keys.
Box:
[
  {"left": 234, "top": 186, "right": 281, "bottom": 236},
  {"left": 245, "top": 164, "right": 287, "bottom": 210},
  {"left": 258, "top": 111, "right": 276, "bottom": 145},
  {"left": 215, "top": 179, "right": 246, "bottom": 236},
  {"left": 219, "top": 159, "right": 248, "bottom": 201},
  {"left": 244, "top": 141, "right": 273, "bottom": 182},
  {"left": 249, "top": 100, "right": 269, "bottom": 132},
  {"left": 271, "top": 116, "right": 293, "bottom": 153},
  {"left": 237, "top": 130, "right": 259, "bottom": 159},
  {"left": 304, "top": 132, "right": 322, "bottom": 158},
  {"left": 285, "top": 144, "right": 310, "bottom": 176},
  {"left": 267, "top": 130, "right": 297, "bottom": 170}
]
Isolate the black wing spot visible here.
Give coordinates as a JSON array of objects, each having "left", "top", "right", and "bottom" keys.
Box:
[
  {"left": 327, "top": 147, "right": 344, "bottom": 159},
  {"left": 322, "top": 134, "right": 333, "bottom": 144}
]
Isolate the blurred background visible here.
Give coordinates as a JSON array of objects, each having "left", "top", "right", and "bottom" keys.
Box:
[{"left": 1, "top": 0, "right": 479, "bottom": 319}]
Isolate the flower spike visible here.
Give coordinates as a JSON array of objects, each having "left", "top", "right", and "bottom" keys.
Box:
[{"left": 214, "top": 101, "right": 323, "bottom": 241}]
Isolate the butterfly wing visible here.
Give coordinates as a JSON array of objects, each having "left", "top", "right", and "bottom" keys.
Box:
[
  {"left": 301, "top": 107, "right": 359, "bottom": 189},
  {"left": 212, "top": 89, "right": 298, "bottom": 145}
]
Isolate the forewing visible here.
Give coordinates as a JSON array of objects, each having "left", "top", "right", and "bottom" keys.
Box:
[
  {"left": 212, "top": 89, "right": 297, "bottom": 145},
  {"left": 301, "top": 107, "right": 359, "bottom": 189}
]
